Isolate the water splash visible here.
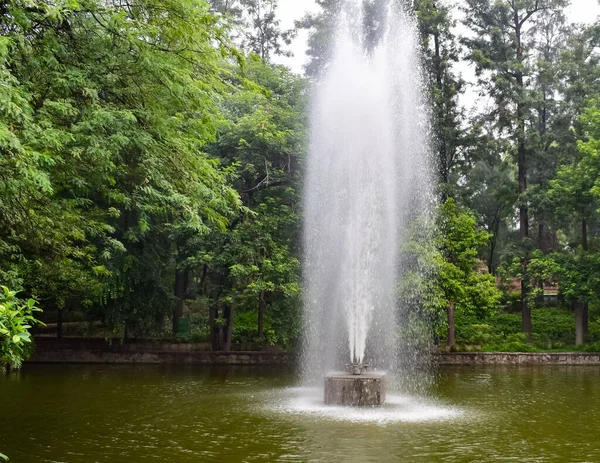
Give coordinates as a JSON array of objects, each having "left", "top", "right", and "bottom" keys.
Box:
[
  {"left": 267, "top": 387, "right": 462, "bottom": 425},
  {"left": 302, "top": 0, "right": 434, "bottom": 387}
]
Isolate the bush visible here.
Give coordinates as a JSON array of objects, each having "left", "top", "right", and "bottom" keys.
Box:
[
  {"left": 454, "top": 305, "right": 577, "bottom": 351},
  {"left": 0, "top": 287, "right": 44, "bottom": 372},
  {"left": 531, "top": 306, "right": 575, "bottom": 347},
  {"left": 483, "top": 333, "right": 534, "bottom": 352},
  {"left": 500, "top": 291, "right": 523, "bottom": 313},
  {"left": 232, "top": 311, "right": 276, "bottom": 345},
  {"left": 587, "top": 319, "right": 600, "bottom": 343},
  {"left": 456, "top": 322, "right": 493, "bottom": 345},
  {"left": 578, "top": 341, "right": 600, "bottom": 352}
]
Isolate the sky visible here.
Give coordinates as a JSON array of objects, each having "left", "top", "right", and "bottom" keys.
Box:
[{"left": 273, "top": 0, "right": 600, "bottom": 74}]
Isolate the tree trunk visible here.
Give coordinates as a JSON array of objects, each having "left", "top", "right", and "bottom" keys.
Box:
[
  {"left": 223, "top": 306, "right": 234, "bottom": 352},
  {"left": 488, "top": 236, "right": 496, "bottom": 274},
  {"left": 433, "top": 29, "right": 449, "bottom": 195},
  {"left": 209, "top": 306, "right": 219, "bottom": 351},
  {"left": 209, "top": 285, "right": 222, "bottom": 351},
  {"left": 447, "top": 301, "right": 455, "bottom": 349},
  {"left": 258, "top": 291, "right": 266, "bottom": 339},
  {"left": 172, "top": 269, "right": 186, "bottom": 337},
  {"left": 199, "top": 264, "right": 208, "bottom": 289},
  {"left": 584, "top": 303, "right": 589, "bottom": 340},
  {"left": 521, "top": 281, "right": 531, "bottom": 341},
  {"left": 515, "top": 18, "right": 531, "bottom": 341},
  {"left": 57, "top": 308, "right": 63, "bottom": 339},
  {"left": 575, "top": 301, "right": 586, "bottom": 346},
  {"left": 582, "top": 218, "right": 589, "bottom": 341}
]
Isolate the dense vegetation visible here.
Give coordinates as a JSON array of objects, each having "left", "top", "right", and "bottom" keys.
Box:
[{"left": 2, "top": 0, "right": 600, "bottom": 358}]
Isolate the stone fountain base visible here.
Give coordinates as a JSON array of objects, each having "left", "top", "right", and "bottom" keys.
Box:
[{"left": 324, "top": 372, "right": 386, "bottom": 406}]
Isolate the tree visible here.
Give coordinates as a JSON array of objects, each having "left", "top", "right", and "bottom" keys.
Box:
[
  {"left": 210, "top": 0, "right": 295, "bottom": 61},
  {"left": 551, "top": 99, "right": 600, "bottom": 343},
  {"left": 190, "top": 59, "right": 307, "bottom": 349},
  {"left": 0, "top": 0, "right": 242, "bottom": 336},
  {"left": 414, "top": 0, "right": 465, "bottom": 198},
  {"left": 462, "top": 0, "right": 568, "bottom": 340},
  {"left": 436, "top": 199, "right": 501, "bottom": 347},
  {"left": 460, "top": 125, "right": 518, "bottom": 273}
]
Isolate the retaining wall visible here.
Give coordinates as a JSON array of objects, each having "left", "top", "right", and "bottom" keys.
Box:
[
  {"left": 436, "top": 352, "right": 600, "bottom": 365},
  {"left": 29, "top": 338, "right": 294, "bottom": 365},
  {"left": 28, "top": 338, "right": 600, "bottom": 366}
]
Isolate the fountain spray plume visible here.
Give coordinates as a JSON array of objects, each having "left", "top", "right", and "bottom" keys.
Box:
[{"left": 302, "top": 0, "right": 435, "bottom": 390}]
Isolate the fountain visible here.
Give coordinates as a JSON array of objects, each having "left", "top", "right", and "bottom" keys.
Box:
[
  {"left": 324, "top": 364, "right": 386, "bottom": 406},
  {"left": 302, "top": 0, "right": 433, "bottom": 406}
]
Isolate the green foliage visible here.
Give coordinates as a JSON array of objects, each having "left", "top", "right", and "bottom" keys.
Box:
[
  {"left": 588, "top": 318, "right": 600, "bottom": 343},
  {"left": 0, "top": 0, "right": 242, "bottom": 333},
  {"left": 481, "top": 333, "right": 534, "bottom": 353},
  {"left": 414, "top": 0, "right": 465, "bottom": 194},
  {"left": 529, "top": 248, "right": 600, "bottom": 305},
  {"left": 295, "top": 0, "right": 342, "bottom": 77},
  {"left": 437, "top": 198, "right": 501, "bottom": 318},
  {"left": 0, "top": 287, "right": 44, "bottom": 372},
  {"left": 1, "top": 0, "right": 600, "bottom": 352},
  {"left": 531, "top": 307, "right": 575, "bottom": 347},
  {"left": 210, "top": 0, "right": 295, "bottom": 61},
  {"left": 456, "top": 306, "right": 577, "bottom": 351},
  {"left": 175, "top": 301, "right": 212, "bottom": 343},
  {"left": 399, "top": 199, "right": 502, "bottom": 342},
  {"left": 233, "top": 310, "right": 276, "bottom": 344},
  {"left": 181, "top": 58, "right": 306, "bottom": 346}
]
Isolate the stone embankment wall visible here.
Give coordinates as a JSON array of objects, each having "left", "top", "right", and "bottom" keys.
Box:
[
  {"left": 29, "top": 338, "right": 600, "bottom": 365},
  {"left": 436, "top": 352, "right": 600, "bottom": 365},
  {"left": 29, "top": 338, "right": 295, "bottom": 365}
]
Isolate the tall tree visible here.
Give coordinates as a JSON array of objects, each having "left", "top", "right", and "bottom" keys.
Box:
[
  {"left": 460, "top": 122, "right": 518, "bottom": 273},
  {"left": 210, "top": 0, "right": 295, "bottom": 61},
  {"left": 414, "top": 0, "right": 465, "bottom": 198},
  {"left": 462, "top": 0, "right": 568, "bottom": 340},
  {"left": 193, "top": 59, "right": 307, "bottom": 349}
]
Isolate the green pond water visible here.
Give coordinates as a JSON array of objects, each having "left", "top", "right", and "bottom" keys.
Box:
[{"left": 1, "top": 364, "right": 599, "bottom": 462}]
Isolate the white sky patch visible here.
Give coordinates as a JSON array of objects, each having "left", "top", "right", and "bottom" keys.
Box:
[
  {"left": 274, "top": 0, "right": 600, "bottom": 77},
  {"left": 272, "top": 0, "right": 317, "bottom": 73}
]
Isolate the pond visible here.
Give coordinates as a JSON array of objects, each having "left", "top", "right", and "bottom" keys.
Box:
[{"left": 1, "top": 364, "right": 599, "bottom": 462}]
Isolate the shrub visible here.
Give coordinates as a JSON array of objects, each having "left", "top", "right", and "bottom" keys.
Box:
[
  {"left": 491, "top": 312, "right": 522, "bottom": 335},
  {"left": 232, "top": 311, "right": 276, "bottom": 345},
  {"left": 531, "top": 306, "right": 575, "bottom": 347},
  {"left": 587, "top": 319, "right": 600, "bottom": 343},
  {"left": 454, "top": 306, "right": 577, "bottom": 351},
  {"left": 500, "top": 291, "right": 523, "bottom": 313},
  {"left": 579, "top": 341, "right": 600, "bottom": 352},
  {"left": 483, "top": 333, "right": 534, "bottom": 352},
  {"left": 0, "top": 287, "right": 44, "bottom": 372},
  {"left": 456, "top": 322, "right": 493, "bottom": 345}
]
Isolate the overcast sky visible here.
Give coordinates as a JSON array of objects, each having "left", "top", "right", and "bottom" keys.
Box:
[{"left": 273, "top": 0, "right": 600, "bottom": 74}]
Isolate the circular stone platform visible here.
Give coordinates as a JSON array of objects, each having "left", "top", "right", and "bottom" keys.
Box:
[{"left": 324, "top": 372, "right": 386, "bottom": 406}]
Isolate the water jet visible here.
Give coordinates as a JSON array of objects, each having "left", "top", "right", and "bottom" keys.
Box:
[{"left": 302, "top": 0, "right": 433, "bottom": 405}]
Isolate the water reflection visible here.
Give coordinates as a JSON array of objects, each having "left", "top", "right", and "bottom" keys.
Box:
[{"left": 0, "top": 365, "right": 599, "bottom": 462}]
